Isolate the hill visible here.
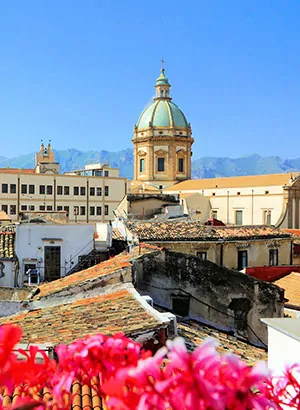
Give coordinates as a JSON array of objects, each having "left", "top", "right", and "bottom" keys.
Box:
[{"left": 0, "top": 149, "right": 299, "bottom": 180}]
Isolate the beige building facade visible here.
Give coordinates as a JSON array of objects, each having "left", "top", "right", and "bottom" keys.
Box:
[
  {"left": 164, "top": 173, "right": 300, "bottom": 229},
  {"left": 0, "top": 143, "right": 127, "bottom": 223},
  {"left": 132, "top": 68, "right": 193, "bottom": 189},
  {"left": 125, "top": 220, "right": 293, "bottom": 271}
]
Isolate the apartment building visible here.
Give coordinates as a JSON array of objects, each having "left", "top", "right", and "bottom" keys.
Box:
[{"left": 0, "top": 143, "right": 127, "bottom": 223}]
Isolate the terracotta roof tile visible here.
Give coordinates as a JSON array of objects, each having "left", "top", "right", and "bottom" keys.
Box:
[
  {"left": 164, "top": 172, "right": 299, "bottom": 191},
  {"left": 1, "top": 380, "right": 105, "bottom": 410},
  {"left": 0, "top": 232, "right": 15, "bottom": 258},
  {"left": 126, "top": 220, "right": 291, "bottom": 242},
  {"left": 112, "top": 228, "right": 125, "bottom": 241},
  {"left": 178, "top": 320, "right": 267, "bottom": 366},
  {"left": 0, "top": 288, "right": 164, "bottom": 345},
  {"left": 274, "top": 272, "right": 300, "bottom": 307},
  {"left": 0, "top": 168, "right": 35, "bottom": 174},
  {"left": 34, "top": 245, "right": 158, "bottom": 300}
]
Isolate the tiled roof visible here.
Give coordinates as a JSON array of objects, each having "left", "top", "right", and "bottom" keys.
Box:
[
  {"left": 112, "top": 228, "right": 126, "bottom": 241},
  {"left": 0, "top": 168, "right": 35, "bottom": 174},
  {"left": 0, "top": 380, "right": 105, "bottom": 410},
  {"left": 0, "top": 288, "right": 165, "bottom": 345},
  {"left": 0, "top": 232, "right": 15, "bottom": 258},
  {"left": 0, "top": 287, "right": 31, "bottom": 301},
  {"left": 164, "top": 172, "right": 299, "bottom": 191},
  {"left": 284, "top": 229, "right": 300, "bottom": 245},
  {"left": 0, "top": 211, "right": 11, "bottom": 221},
  {"left": 33, "top": 244, "right": 160, "bottom": 300},
  {"left": 126, "top": 221, "right": 291, "bottom": 242},
  {"left": 274, "top": 272, "right": 300, "bottom": 307},
  {"left": 178, "top": 320, "right": 267, "bottom": 366}
]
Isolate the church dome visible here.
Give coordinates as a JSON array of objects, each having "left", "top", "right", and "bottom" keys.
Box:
[
  {"left": 137, "top": 100, "right": 188, "bottom": 129},
  {"left": 136, "top": 68, "right": 189, "bottom": 131}
]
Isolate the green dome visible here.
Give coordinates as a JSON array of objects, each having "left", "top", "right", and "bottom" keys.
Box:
[{"left": 137, "top": 100, "right": 188, "bottom": 129}]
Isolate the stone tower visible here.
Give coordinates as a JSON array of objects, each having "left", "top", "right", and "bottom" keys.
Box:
[{"left": 132, "top": 68, "right": 194, "bottom": 189}]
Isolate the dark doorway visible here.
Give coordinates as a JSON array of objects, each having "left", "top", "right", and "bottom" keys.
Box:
[
  {"left": 44, "top": 246, "right": 61, "bottom": 281},
  {"left": 237, "top": 250, "right": 248, "bottom": 270}
]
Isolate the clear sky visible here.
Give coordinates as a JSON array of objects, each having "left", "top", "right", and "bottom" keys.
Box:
[{"left": 1, "top": 1, "right": 300, "bottom": 159}]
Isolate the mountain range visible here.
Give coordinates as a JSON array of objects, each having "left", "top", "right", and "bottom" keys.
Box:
[{"left": 0, "top": 148, "right": 300, "bottom": 180}]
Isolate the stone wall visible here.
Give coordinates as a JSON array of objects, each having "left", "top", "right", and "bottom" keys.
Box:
[{"left": 133, "top": 250, "right": 284, "bottom": 346}]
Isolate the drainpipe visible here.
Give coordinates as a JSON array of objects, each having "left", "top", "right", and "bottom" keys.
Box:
[
  {"left": 220, "top": 242, "right": 223, "bottom": 266},
  {"left": 251, "top": 189, "right": 254, "bottom": 225},
  {"left": 290, "top": 241, "right": 294, "bottom": 265},
  {"left": 227, "top": 191, "right": 229, "bottom": 224}
]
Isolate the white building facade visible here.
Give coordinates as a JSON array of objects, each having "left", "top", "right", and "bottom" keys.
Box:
[{"left": 0, "top": 143, "right": 127, "bottom": 223}]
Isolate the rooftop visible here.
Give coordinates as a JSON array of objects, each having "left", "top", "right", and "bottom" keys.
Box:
[
  {"left": 274, "top": 272, "right": 300, "bottom": 307},
  {"left": 164, "top": 172, "right": 300, "bottom": 191},
  {"left": 126, "top": 221, "right": 291, "bottom": 242},
  {"left": 31, "top": 244, "right": 160, "bottom": 300},
  {"left": 178, "top": 320, "right": 267, "bottom": 365},
  {"left": 0, "top": 287, "right": 165, "bottom": 345}
]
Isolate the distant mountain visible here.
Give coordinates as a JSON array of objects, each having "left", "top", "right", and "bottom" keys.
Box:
[{"left": 0, "top": 149, "right": 299, "bottom": 180}]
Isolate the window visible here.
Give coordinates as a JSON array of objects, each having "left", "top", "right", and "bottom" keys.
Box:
[
  {"left": 94, "top": 170, "right": 102, "bottom": 176},
  {"left": 10, "top": 184, "right": 16, "bottom": 194},
  {"left": 157, "top": 157, "right": 165, "bottom": 172},
  {"left": 80, "top": 187, "right": 86, "bottom": 196},
  {"left": 159, "top": 185, "right": 163, "bottom": 190},
  {"left": 263, "top": 210, "right": 271, "bottom": 225},
  {"left": 39, "top": 205, "right": 45, "bottom": 211},
  {"left": 2, "top": 184, "right": 8, "bottom": 193},
  {"left": 96, "top": 187, "right": 102, "bottom": 196},
  {"left": 238, "top": 250, "right": 248, "bottom": 270},
  {"left": 172, "top": 295, "right": 190, "bottom": 317},
  {"left": 196, "top": 251, "right": 207, "bottom": 261},
  {"left": 46, "top": 205, "right": 52, "bottom": 211},
  {"left": 57, "top": 186, "right": 63, "bottom": 195},
  {"left": 64, "top": 186, "right": 70, "bottom": 195},
  {"left": 21, "top": 205, "right": 27, "bottom": 211},
  {"left": 235, "top": 210, "right": 243, "bottom": 225},
  {"left": 90, "top": 187, "right": 95, "bottom": 196},
  {"left": 104, "top": 205, "right": 109, "bottom": 216},
  {"left": 269, "top": 249, "right": 278, "bottom": 266},
  {"left": 47, "top": 185, "right": 53, "bottom": 195},
  {"left": 29, "top": 205, "right": 35, "bottom": 211},
  {"left": 39, "top": 185, "right": 45, "bottom": 195},
  {"left": 21, "top": 184, "right": 27, "bottom": 194},
  {"left": 178, "top": 158, "right": 184, "bottom": 173},
  {"left": 10, "top": 205, "right": 16, "bottom": 215},
  {"left": 1, "top": 205, "right": 8, "bottom": 214},
  {"left": 96, "top": 206, "right": 102, "bottom": 216},
  {"left": 265, "top": 190, "right": 269, "bottom": 195},
  {"left": 80, "top": 206, "right": 85, "bottom": 216},
  {"left": 211, "top": 210, "right": 218, "bottom": 219},
  {"left": 29, "top": 185, "right": 35, "bottom": 194},
  {"left": 104, "top": 186, "right": 109, "bottom": 196},
  {"left": 104, "top": 170, "right": 109, "bottom": 177},
  {"left": 140, "top": 159, "right": 145, "bottom": 173},
  {"left": 64, "top": 206, "right": 69, "bottom": 215},
  {"left": 90, "top": 206, "right": 95, "bottom": 216},
  {"left": 212, "top": 192, "right": 216, "bottom": 196},
  {"left": 73, "top": 187, "right": 79, "bottom": 196},
  {"left": 57, "top": 206, "right": 63, "bottom": 211},
  {"left": 74, "top": 206, "right": 79, "bottom": 216}
]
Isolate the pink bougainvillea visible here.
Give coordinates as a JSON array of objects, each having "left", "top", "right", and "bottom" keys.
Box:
[{"left": 0, "top": 324, "right": 299, "bottom": 410}]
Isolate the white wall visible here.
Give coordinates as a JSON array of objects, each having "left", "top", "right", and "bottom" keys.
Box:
[
  {"left": 0, "top": 261, "right": 14, "bottom": 287},
  {"left": 267, "top": 326, "right": 300, "bottom": 374},
  {"left": 15, "top": 224, "right": 95, "bottom": 283},
  {"left": 95, "top": 223, "right": 112, "bottom": 251}
]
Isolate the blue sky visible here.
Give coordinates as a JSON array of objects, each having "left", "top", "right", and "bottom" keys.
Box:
[{"left": 1, "top": 1, "right": 300, "bottom": 159}]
